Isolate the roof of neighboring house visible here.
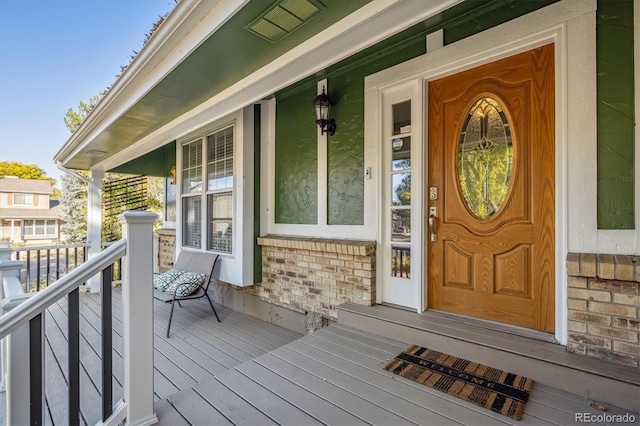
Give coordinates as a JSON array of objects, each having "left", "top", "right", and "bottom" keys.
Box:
[
  {"left": 0, "top": 204, "right": 62, "bottom": 220},
  {"left": 0, "top": 177, "right": 54, "bottom": 195}
]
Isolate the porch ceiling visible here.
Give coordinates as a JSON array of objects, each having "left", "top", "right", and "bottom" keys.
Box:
[{"left": 55, "top": 0, "right": 372, "bottom": 172}]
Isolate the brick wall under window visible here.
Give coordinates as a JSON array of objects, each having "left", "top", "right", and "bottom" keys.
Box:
[
  {"left": 257, "top": 235, "right": 376, "bottom": 319},
  {"left": 566, "top": 253, "right": 639, "bottom": 367}
]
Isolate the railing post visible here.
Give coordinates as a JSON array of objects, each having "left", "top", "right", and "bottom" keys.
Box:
[
  {"left": 0, "top": 242, "right": 23, "bottom": 394},
  {"left": 119, "top": 211, "right": 158, "bottom": 426},
  {"left": 87, "top": 169, "right": 104, "bottom": 293},
  {"left": 1, "top": 246, "right": 42, "bottom": 425}
]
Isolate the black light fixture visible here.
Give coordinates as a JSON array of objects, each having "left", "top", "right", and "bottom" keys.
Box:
[{"left": 313, "top": 86, "right": 336, "bottom": 136}]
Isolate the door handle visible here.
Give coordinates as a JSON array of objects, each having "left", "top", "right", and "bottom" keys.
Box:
[{"left": 429, "top": 206, "right": 437, "bottom": 242}]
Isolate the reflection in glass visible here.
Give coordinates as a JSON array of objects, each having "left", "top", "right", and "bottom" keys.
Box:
[
  {"left": 207, "top": 192, "right": 233, "bottom": 253},
  {"left": 392, "top": 101, "right": 411, "bottom": 135},
  {"left": 391, "top": 246, "right": 410, "bottom": 278},
  {"left": 392, "top": 173, "right": 411, "bottom": 206},
  {"left": 392, "top": 136, "right": 411, "bottom": 171},
  {"left": 165, "top": 177, "right": 176, "bottom": 222},
  {"left": 391, "top": 210, "right": 411, "bottom": 242},
  {"left": 207, "top": 127, "right": 234, "bottom": 191},
  {"left": 182, "top": 197, "right": 202, "bottom": 248},
  {"left": 458, "top": 97, "right": 513, "bottom": 219},
  {"left": 182, "top": 140, "right": 202, "bottom": 194}
]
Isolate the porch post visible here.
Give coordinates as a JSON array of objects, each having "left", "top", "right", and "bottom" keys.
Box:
[
  {"left": 0, "top": 242, "right": 20, "bottom": 393},
  {"left": 118, "top": 211, "right": 158, "bottom": 426},
  {"left": 87, "top": 169, "right": 104, "bottom": 293},
  {"left": 0, "top": 245, "right": 37, "bottom": 425}
]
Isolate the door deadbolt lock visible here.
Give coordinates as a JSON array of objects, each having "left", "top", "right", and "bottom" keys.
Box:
[{"left": 429, "top": 186, "right": 438, "bottom": 200}]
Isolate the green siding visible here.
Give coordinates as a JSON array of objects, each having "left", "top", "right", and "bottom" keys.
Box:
[
  {"left": 109, "top": 141, "right": 176, "bottom": 177},
  {"left": 275, "top": 1, "right": 558, "bottom": 226},
  {"left": 326, "top": 41, "right": 426, "bottom": 225},
  {"left": 275, "top": 86, "right": 318, "bottom": 224},
  {"left": 597, "top": 0, "right": 635, "bottom": 229},
  {"left": 327, "top": 75, "right": 365, "bottom": 225}
]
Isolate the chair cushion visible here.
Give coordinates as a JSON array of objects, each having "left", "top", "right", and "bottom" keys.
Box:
[
  {"left": 154, "top": 269, "right": 186, "bottom": 292},
  {"left": 168, "top": 271, "right": 207, "bottom": 297}
]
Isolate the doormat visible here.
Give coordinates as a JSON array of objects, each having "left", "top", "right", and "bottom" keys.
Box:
[{"left": 383, "top": 345, "right": 533, "bottom": 421}]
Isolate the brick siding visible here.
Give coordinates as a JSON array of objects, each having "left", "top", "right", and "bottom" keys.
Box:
[
  {"left": 257, "top": 235, "right": 376, "bottom": 319},
  {"left": 157, "top": 228, "right": 176, "bottom": 271},
  {"left": 566, "top": 253, "right": 639, "bottom": 367}
]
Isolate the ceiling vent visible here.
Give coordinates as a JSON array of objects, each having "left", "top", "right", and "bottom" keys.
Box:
[{"left": 247, "top": 0, "right": 326, "bottom": 43}]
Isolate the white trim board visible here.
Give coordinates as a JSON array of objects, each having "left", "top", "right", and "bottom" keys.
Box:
[{"left": 365, "top": 0, "right": 602, "bottom": 345}]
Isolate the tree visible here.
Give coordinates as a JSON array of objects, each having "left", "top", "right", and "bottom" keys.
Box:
[
  {"left": 64, "top": 93, "right": 105, "bottom": 134},
  {"left": 0, "top": 161, "right": 56, "bottom": 184},
  {"left": 59, "top": 8, "right": 175, "bottom": 242},
  {"left": 0, "top": 161, "right": 60, "bottom": 199},
  {"left": 60, "top": 171, "right": 88, "bottom": 243}
]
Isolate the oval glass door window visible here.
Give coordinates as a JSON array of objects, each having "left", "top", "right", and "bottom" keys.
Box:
[{"left": 458, "top": 97, "right": 513, "bottom": 219}]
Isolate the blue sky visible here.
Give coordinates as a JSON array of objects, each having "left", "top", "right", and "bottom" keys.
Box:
[{"left": 0, "top": 0, "right": 177, "bottom": 185}]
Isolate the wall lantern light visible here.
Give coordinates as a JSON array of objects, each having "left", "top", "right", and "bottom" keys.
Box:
[{"left": 312, "top": 86, "right": 336, "bottom": 136}]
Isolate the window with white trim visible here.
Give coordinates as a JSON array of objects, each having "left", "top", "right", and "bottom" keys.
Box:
[
  {"left": 181, "top": 125, "right": 234, "bottom": 254},
  {"left": 23, "top": 220, "right": 56, "bottom": 237},
  {"left": 14, "top": 193, "right": 33, "bottom": 206}
]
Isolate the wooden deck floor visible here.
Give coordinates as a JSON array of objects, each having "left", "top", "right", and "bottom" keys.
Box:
[
  {"left": 2, "top": 290, "right": 636, "bottom": 425},
  {"left": 41, "top": 289, "right": 301, "bottom": 425}
]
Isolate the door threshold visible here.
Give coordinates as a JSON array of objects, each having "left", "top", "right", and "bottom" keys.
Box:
[{"left": 423, "top": 309, "right": 558, "bottom": 344}]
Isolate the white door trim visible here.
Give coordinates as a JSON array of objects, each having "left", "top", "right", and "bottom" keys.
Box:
[
  {"left": 377, "top": 80, "right": 424, "bottom": 311},
  {"left": 365, "top": 0, "right": 597, "bottom": 344}
]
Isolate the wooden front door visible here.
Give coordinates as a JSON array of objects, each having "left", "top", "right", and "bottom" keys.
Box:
[{"left": 427, "top": 45, "right": 555, "bottom": 332}]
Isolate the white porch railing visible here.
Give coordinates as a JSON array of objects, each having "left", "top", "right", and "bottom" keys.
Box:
[{"left": 0, "top": 211, "right": 158, "bottom": 426}]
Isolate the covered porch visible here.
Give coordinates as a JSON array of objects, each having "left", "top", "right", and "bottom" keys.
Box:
[{"left": 2, "top": 288, "right": 636, "bottom": 426}]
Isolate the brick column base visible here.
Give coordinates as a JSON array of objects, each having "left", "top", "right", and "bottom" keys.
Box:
[{"left": 566, "top": 253, "right": 639, "bottom": 367}]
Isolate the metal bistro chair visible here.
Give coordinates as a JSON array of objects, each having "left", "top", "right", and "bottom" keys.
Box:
[{"left": 153, "top": 251, "right": 221, "bottom": 337}]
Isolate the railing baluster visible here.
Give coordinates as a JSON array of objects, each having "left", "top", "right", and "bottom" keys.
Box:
[
  {"left": 46, "top": 249, "right": 51, "bottom": 288},
  {"left": 26, "top": 255, "right": 31, "bottom": 292},
  {"left": 29, "top": 314, "right": 43, "bottom": 425},
  {"left": 102, "top": 264, "right": 113, "bottom": 421},
  {"left": 68, "top": 289, "right": 80, "bottom": 425},
  {"left": 36, "top": 250, "right": 41, "bottom": 292},
  {"left": 56, "top": 248, "right": 60, "bottom": 281}
]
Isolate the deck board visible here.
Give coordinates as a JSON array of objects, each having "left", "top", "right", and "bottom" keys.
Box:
[
  {"left": 204, "top": 369, "right": 322, "bottom": 425},
  {"left": 276, "top": 342, "right": 461, "bottom": 425},
  {"left": 3, "top": 288, "right": 630, "bottom": 426},
  {"left": 167, "top": 387, "right": 232, "bottom": 426},
  {"left": 291, "top": 336, "right": 507, "bottom": 426},
  {"left": 192, "top": 379, "right": 279, "bottom": 426},
  {"left": 154, "top": 398, "right": 190, "bottom": 426},
  {"left": 255, "top": 351, "right": 413, "bottom": 425},
  {"left": 235, "top": 360, "right": 369, "bottom": 425}
]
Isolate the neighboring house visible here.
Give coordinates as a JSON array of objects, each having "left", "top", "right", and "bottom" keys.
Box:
[
  {"left": 53, "top": 0, "right": 638, "bottom": 367},
  {"left": 0, "top": 177, "right": 63, "bottom": 245}
]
